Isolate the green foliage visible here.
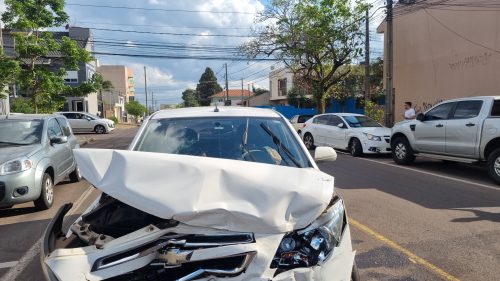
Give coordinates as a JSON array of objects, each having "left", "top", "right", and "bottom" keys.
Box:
[
  {"left": 108, "top": 116, "right": 119, "bottom": 124},
  {"left": 0, "top": 0, "right": 99, "bottom": 113},
  {"left": 252, "top": 87, "right": 268, "bottom": 96},
  {"left": 0, "top": 51, "right": 20, "bottom": 99},
  {"left": 182, "top": 89, "right": 199, "bottom": 107},
  {"left": 10, "top": 97, "right": 35, "bottom": 113},
  {"left": 243, "top": 0, "right": 368, "bottom": 113},
  {"left": 125, "top": 100, "right": 146, "bottom": 117},
  {"left": 287, "top": 87, "right": 307, "bottom": 107},
  {"left": 196, "top": 67, "right": 222, "bottom": 106},
  {"left": 364, "top": 100, "right": 384, "bottom": 124}
]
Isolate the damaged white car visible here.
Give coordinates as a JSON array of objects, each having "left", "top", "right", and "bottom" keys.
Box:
[{"left": 42, "top": 107, "right": 359, "bottom": 281}]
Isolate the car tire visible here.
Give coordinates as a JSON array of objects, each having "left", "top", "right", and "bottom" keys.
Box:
[
  {"left": 391, "top": 137, "right": 415, "bottom": 165},
  {"left": 303, "top": 133, "right": 315, "bottom": 150},
  {"left": 487, "top": 148, "right": 500, "bottom": 185},
  {"left": 94, "top": 125, "right": 106, "bottom": 134},
  {"left": 69, "top": 165, "right": 82, "bottom": 183},
  {"left": 34, "top": 173, "right": 54, "bottom": 210},
  {"left": 351, "top": 261, "right": 360, "bottom": 281},
  {"left": 349, "top": 138, "right": 363, "bottom": 157}
]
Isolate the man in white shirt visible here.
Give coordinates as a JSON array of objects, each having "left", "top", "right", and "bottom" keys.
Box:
[{"left": 404, "top": 102, "right": 416, "bottom": 120}]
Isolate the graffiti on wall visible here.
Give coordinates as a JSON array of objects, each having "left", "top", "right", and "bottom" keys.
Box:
[
  {"left": 448, "top": 52, "right": 492, "bottom": 71},
  {"left": 413, "top": 99, "right": 443, "bottom": 114}
]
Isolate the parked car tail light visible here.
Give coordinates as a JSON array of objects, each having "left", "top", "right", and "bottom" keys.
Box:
[{"left": 302, "top": 123, "right": 307, "bottom": 128}]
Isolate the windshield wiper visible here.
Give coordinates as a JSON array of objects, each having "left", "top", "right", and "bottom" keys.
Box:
[
  {"left": 259, "top": 123, "right": 302, "bottom": 168},
  {"left": 0, "top": 141, "right": 32, "bottom": 146}
]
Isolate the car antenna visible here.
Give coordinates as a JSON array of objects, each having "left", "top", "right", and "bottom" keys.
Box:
[{"left": 214, "top": 104, "right": 219, "bottom": 112}]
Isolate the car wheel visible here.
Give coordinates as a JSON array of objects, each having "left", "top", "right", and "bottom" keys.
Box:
[
  {"left": 349, "top": 138, "right": 363, "bottom": 157},
  {"left": 297, "top": 129, "right": 302, "bottom": 136},
  {"left": 351, "top": 261, "right": 360, "bottom": 281},
  {"left": 94, "top": 125, "right": 106, "bottom": 134},
  {"left": 303, "top": 133, "right": 315, "bottom": 150},
  {"left": 391, "top": 137, "right": 415, "bottom": 165},
  {"left": 69, "top": 165, "right": 82, "bottom": 183},
  {"left": 487, "top": 148, "right": 500, "bottom": 185},
  {"left": 34, "top": 173, "right": 54, "bottom": 210}
]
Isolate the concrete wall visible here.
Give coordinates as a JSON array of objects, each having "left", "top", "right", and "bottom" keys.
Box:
[
  {"left": 379, "top": 0, "right": 500, "bottom": 122},
  {"left": 247, "top": 92, "right": 270, "bottom": 106}
]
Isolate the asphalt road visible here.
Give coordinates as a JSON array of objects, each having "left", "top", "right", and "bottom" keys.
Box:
[
  {"left": 0, "top": 127, "right": 138, "bottom": 281},
  {"left": 1, "top": 128, "right": 498, "bottom": 281},
  {"left": 318, "top": 152, "right": 500, "bottom": 281}
]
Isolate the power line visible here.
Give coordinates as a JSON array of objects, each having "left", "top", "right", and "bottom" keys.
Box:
[
  {"left": 66, "top": 3, "right": 258, "bottom": 14},
  {"left": 89, "top": 27, "right": 254, "bottom": 38},
  {"left": 70, "top": 20, "right": 252, "bottom": 30},
  {"left": 91, "top": 51, "right": 281, "bottom": 61}
]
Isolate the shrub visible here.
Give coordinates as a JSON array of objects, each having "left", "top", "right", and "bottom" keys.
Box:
[{"left": 108, "top": 116, "right": 119, "bottom": 124}]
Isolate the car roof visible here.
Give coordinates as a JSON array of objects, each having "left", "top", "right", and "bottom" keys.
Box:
[
  {"left": 0, "top": 114, "right": 55, "bottom": 121},
  {"left": 318, "top": 113, "right": 365, "bottom": 117},
  {"left": 437, "top": 96, "right": 500, "bottom": 103},
  {"left": 150, "top": 106, "right": 282, "bottom": 120}
]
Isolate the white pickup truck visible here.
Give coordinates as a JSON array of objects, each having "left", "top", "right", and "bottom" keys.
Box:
[{"left": 390, "top": 96, "right": 500, "bottom": 184}]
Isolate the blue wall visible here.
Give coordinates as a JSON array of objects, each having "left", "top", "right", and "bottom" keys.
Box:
[{"left": 256, "top": 98, "right": 364, "bottom": 119}]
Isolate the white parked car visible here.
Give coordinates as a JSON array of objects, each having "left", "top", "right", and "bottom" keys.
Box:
[
  {"left": 56, "top": 112, "right": 115, "bottom": 134},
  {"left": 42, "top": 107, "right": 359, "bottom": 281},
  {"left": 289, "top": 114, "right": 314, "bottom": 135},
  {"left": 302, "top": 113, "right": 391, "bottom": 156}
]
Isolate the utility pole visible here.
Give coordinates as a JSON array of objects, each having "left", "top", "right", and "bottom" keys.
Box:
[
  {"left": 385, "top": 0, "right": 394, "bottom": 127},
  {"left": 151, "top": 92, "right": 154, "bottom": 112},
  {"left": 364, "top": 7, "right": 370, "bottom": 109},
  {"left": 224, "top": 63, "right": 229, "bottom": 105},
  {"left": 241, "top": 78, "right": 244, "bottom": 107},
  {"left": 144, "top": 66, "right": 148, "bottom": 115}
]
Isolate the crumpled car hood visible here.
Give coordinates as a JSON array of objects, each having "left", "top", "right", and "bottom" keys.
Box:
[{"left": 74, "top": 149, "right": 334, "bottom": 234}]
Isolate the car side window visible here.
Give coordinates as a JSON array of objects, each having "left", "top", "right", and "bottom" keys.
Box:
[
  {"left": 491, "top": 100, "right": 500, "bottom": 117},
  {"left": 63, "top": 113, "right": 75, "bottom": 119},
  {"left": 298, "top": 115, "right": 311, "bottom": 123},
  {"left": 327, "top": 115, "right": 344, "bottom": 127},
  {"left": 313, "top": 115, "right": 328, "bottom": 125},
  {"left": 425, "top": 103, "right": 455, "bottom": 121},
  {"left": 47, "top": 119, "right": 64, "bottom": 138},
  {"left": 452, "top": 101, "right": 483, "bottom": 119},
  {"left": 56, "top": 118, "right": 72, "bottom": 136}
]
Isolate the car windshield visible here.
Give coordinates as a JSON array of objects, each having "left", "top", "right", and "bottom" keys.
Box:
[
  {"left": 0, "top": 120, "right": 44, "bottom": 145},
  {"left": 135, "top": 117, "right": 311, "bottom": 168},
  {"left": 343, "top": 115, "right": 382, "bottom": 128}
]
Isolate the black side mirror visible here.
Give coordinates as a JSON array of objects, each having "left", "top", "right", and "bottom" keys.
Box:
[
  {"left": 416, "top": 113, "right": 425, "bottom": 121},
  {"left": 50, "top": 136, "right": 68, "bottom": 144}
]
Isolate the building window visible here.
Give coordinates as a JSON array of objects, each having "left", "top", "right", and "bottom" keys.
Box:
[
  {"left": 64, "top": 71, "right": 78, "bottom": 83},
  {"left": 278, "top": 78, "right": 287, "bottom": 96}
]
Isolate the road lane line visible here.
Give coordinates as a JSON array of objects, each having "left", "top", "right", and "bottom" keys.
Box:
[
  {"left": 0, "top": 185, "right": 95, "bottom": 281},
  {"left": 349, "top": 217, "right": 461, "bottom": 281},
  {"left": 0, "top": 262, "right": 17, "bottom": 269},
  {"left": 336, "top": 153, "right": 500, "bottom": 191}
]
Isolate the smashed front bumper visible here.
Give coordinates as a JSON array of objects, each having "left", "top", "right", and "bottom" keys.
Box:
[{"left": 42, "top": 204, "right": 355, "bottom": 281}]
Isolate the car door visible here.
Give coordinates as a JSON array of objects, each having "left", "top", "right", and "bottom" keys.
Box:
[
  {"left": 290, "top": 116, "right": 300, "bottom": 131},
  {"left": 445, "top": 100, "right": 483, "bottom": 157},
  {"left": 80, "top": 113, "right": 95, "bottom": 131},
  {"left": 414, "top": 102, "right": 455, "bottom": 153},
  {"left": 324, "top": 115, "right": 348, "bottom": 148},
  {"left": 310, "top": 115, "right": 330, "bottom": 145},
  {"left": 47, "top": 118, "right": 72, "bottom": 181}
]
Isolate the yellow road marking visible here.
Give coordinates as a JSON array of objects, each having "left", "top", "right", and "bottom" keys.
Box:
[{"left": 349, "top": 218, "right": 461, "bottom": 281}]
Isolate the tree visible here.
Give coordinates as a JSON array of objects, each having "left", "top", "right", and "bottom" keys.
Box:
[
  {"left": 243, "top": 0, "right": 367, "bottom": 113},
  {"left": 252, "top": 86, "right": 268, "bottom": 96},
  {"left": 182, "top": 89, "right": 199, "bottom": 107},
  {"left": 196, "top": 67, "right": 222, "bottom": 106},
  {"left": 125, "top": 101, "right": 146, "bottom": 121},
  {"left": 10, "top": 97, "right": 34, "bottom": 113},
  {"left": 1, "top": 0, "right": 100, "bottom": 113},
  {"left": 0, "top": 51, "right": 20, "bottom": 99}
]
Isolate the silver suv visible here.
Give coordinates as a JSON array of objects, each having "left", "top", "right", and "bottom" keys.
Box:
[
  {"left": 0, "top": 114, "right": 81, "bottom": 210},
  {"left": 56, "top": 112, "right": 115, "bottom": 134}
]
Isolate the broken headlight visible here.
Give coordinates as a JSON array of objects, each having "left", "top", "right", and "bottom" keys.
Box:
[{"left": 270, "top": 198, "right": 346, "bottom": 273}]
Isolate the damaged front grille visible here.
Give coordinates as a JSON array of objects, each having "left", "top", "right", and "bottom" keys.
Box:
[{"left": 96, "top": 233, "right": 256, "bottom": 281}]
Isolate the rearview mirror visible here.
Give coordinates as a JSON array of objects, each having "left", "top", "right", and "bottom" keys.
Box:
[
  {"left": 50, "top": 136, "right": 68, "bottom": 145},
  {"left": 86, "top": 117, "right": 92, "bottom": 121},
  {"left": 314, "top": 146, "right": 337, "bottom": 162},
  {"left": 416, "top": 113, "right": 425, "bottom": 121},
  {"left": 337, "top": 123, "right": 344, "bottom": 128}
]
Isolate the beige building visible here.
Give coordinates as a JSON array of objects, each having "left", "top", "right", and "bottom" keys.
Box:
[
  {"left": 210, "top": 90, "right": 254, "bottom": 106},
  {"left": 378, "top": 0, "right": 500, "bottom": 122},
  {"left": 269, "top": 68, "right": 294, "bottom": 105},
  {"left": 98, "top": 65, "right": 135, "bottom": 122}
]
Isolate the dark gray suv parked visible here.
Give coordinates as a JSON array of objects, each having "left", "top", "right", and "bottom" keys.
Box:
[{"left": 0, "top": 114, "right": 81, "bottom": 210}]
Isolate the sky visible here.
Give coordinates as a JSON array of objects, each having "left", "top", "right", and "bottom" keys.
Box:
[{"left": 0, "top": 0, "right": 385, "bottom": 106}]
